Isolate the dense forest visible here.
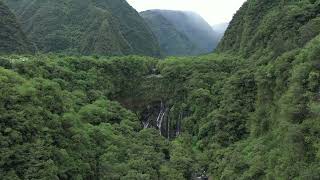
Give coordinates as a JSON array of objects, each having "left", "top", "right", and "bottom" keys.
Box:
[
  {"left": 0, "top": 0, "right": 320, "bottom": 179},
  {"left": 3, "top": 0, "right": 160, "bottom": 56}
]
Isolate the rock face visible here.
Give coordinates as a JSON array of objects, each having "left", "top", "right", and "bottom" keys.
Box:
[
  {"left": 3, "top": 0, "right": 161, "bottom": 56},
  {"left": 0, "top": 1, "right": 34, "bottom": 54},
  {"left": 141, "top": 10, "right": 219, "bottom": 56}
]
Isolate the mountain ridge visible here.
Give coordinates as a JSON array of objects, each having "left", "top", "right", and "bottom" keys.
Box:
[
  {"left": 218, "top": 0, "right": 320, "bottom": 59},
  {"left": 0, "top": 1, "right": 35, "bottom": 54},
  {"left": 1, "top": 0, "right": 320, "bottom": 179},
  {"left": 141, "top": 9, "right": 219, "bottom": 56},
  {"left": 3, "top": 0, "right": 161, "bottom": 56}
]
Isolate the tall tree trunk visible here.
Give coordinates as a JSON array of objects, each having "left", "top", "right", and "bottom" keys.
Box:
[
  {"left": 176, "top": 111, "right": 182, "bottom": 136},
  {"left": 167, "top": 113, "right": 170, "bottom": 139}
]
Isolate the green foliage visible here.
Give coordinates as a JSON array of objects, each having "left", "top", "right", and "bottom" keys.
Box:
[
  {"left": 218, "top": 0, "right": 320, "bottom": 59},
  {"left": 0, "top": 56, "right": 172, "bottom": 179},
  {"left": 3, "top": 0, "right": 160, "bottom": 56},
  {"left": 79, "top": 99, "right": 138, "bottom": 125},
  {"left": 1, "top": 0, "right": 320, "bottom": 179},
  {"left": 0, "top": 1, "right": 34, "bottom": 54},
  {"left": 205, "top": 25, "right": 320, "bottom": 180}
]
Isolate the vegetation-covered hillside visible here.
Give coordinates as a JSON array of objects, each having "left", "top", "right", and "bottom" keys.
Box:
[
  {"left": 3, "top": 0, "right": 160, "bottom": 56},
  {"left": 0, "top": 0, "right": 320, "bottom": 179},
  {"left": 141, "top": 10, "right": 218, "bottom": 56},
  {"left": 0, "top": 55, "right": 171, "bottom": 179},
  {"left": 0, "top": 1, "right": 34, "bottom": 54},
  {"left": 218, "top": 0, "right": 320, "bottom": 59}
]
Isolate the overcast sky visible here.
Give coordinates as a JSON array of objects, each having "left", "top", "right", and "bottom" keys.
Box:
[{"left": 126, "top": 0, "right": 247, "bottom": 25}]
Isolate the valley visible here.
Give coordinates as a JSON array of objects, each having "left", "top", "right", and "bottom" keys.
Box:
[{"left": 0, "top": 0, "right": 320, "bottom": 179}]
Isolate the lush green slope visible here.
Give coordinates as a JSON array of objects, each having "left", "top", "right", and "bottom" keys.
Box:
[
  {"left": 0, "top": 55, "right": 195, "bottom": 179},
  {"left": 3, "top": 0, "right": 160, "bottom": 56},
  {"left": 1, "top": 0, "right": 320, "bottom": 179},
  {"left": 140, "top": 10, "right": 197, "bottom": 56},
  {"left": 218, "top": 0, "right": 320, "bottom": 59},
  {"left": 201, "top": 0, "right": 320, "bottom": 178},
  {"left": 1, "top": 38, "right": 318, "bottom": 179},
  {"left": 141, "top": 10, "right": 218, "bottom": 56},
  {"left": 0, "top": 1, "right": 34, "bottom": 54}
]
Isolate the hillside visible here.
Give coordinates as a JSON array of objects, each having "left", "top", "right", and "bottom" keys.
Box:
[
  {"left": 0, "top": 1, "right": 34, "bottom": 54},
  {"left": 0, "top": 0, "right": 320, "bottom": 179},
  {"left": 141, "top": 10, "right": 219, "bottom": 56},
  {"left": 3, "top": 0, "right": 160, "bottom": 56},
  {"left": 208, "top": 0, "right": 320, "bottom": 178},
  {"left": 218, "top": 0, "right": 320, "bottom": 59}
]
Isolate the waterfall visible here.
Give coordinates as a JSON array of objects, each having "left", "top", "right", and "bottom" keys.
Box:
[{"left": 156, "top": 101, "right": 168, "bottom": 135}]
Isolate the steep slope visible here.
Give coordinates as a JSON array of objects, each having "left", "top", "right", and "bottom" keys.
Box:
[
  {"left": 141, "top": 10, "right": 219, "bottom": 56},
  {"left": 200, "top": 0, "right": 320, "bottom": 178},
  {"left": 0, "top": 1, "right": 34, "bottom": 54},
  {"left": 3, "top": 0, "right": 160, "bottom": 56},
  {"left": 1, "top": 0, "right": 320, "bottom": 179},
  {"left": 150, "top": 1, "right": 320, "bottom": 177},
  {"left": 218, "top": 0, "right": 320, "bottom": 59}
]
